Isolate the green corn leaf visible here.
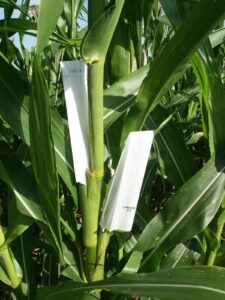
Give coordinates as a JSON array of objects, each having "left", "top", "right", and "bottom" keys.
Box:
[
  {"left": 0, "top": 55, "right": 30, "bottom": 143},
  {"left": 0, "top": 249, "right": 22, "bottom": 288},
  {"left": 121, "top": 0, "right": 225, "bottom": 141},
  {"left": 11, "top": 231, "right": 37, "bottom": 300},
  {"left": 4, "top": 197, "right": 32, "bottom": 246},
  {"left": 121, "top": 250, "right": 143, "bottom": 274},
  {"left": 160, "top": 239, "right": 201, "bottom": 269},
  {"left": 165, "top": 86, "right": 199, "bottom": 108},
  {"left": 63, "top": 0, "right": 80, "bottom": 29},
  {"left": 210, "top": 28, "right": 225, "bottom": 48},
  {"left": 140, "top": 156, "right": 158, "bottom": 200},
  {"left": 0, "top": 18, "right": 37, "bottom": 38},
  {"left": 0, "top": 55, "right": 77, "bottom": 201},
  {"left": 60, "top": 242, "right": 82, "bottom": 282},
  {"left": 29, "top": 56, "right": 62, "bottom": 254},
  {"left": 0, "top": 264, "right": 12, "bottom": 286},
  {"left": 51, "top": 109, "right": 78, "bottom": 202},
  {"left": 0, "top": 246, "right": 23, "bottom": 288},
  {"left": 105, "top": 3, "right": 132, "bottom": 84},
  {"left": 37, "top": 0, "right": 65, "bottom": 54},
  {"left": 44, "top": 223, "right": 82, "bottom": 281},
  {"left": 82, "top": 0, "right": 125, "bottom": 63},
  {"left": 88, "top": 0, "right": 105, "bottom": 28},
  {"left": 35, "top": 266, "right": 225, "bottom": 300},
  {"left": 103, "top": 64, "right": 149, "bottom": 129},
  {"left": 133, "top": 143, "right": 225, "bottom": 265},
  {"left": 143, "top": 0, "right": 154, "bottom": 38},
  {"left": 147, "top": 105, "right": 197, "bottom": 187},
  {"left": 0, "top": 156, "right": 45, "bottom": 223},
  {"left": 0, "top": 155, "right": 73, "bottom": 257},
  {"left": 42, "top": 252, "right": 58, "bottom": 287},
  {"left": 161, "top": 0, "right": 225, "bottom": 48},
  {"left": 192, "top": 41, "right": 225, "bottom": 152},
  {"left": 123, "top": 0, "right": 144, "bottom": 68},
  {"left": 160, "top": 0, "right": 196, "bottom": 28},
  {"left": 37, "top": 290, "right": 97, "bottom": 300},
  {"left": 215, "top": 242, "right": 225, "bottom": 266}
]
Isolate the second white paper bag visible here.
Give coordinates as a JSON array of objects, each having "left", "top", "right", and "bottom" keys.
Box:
[{"left": 100, "top": 131, "right": 154, "bottom": 232}]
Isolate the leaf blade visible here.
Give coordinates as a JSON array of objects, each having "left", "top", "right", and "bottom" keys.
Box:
[
  {"left": 29, "top": 56, "right": 62, "bottom": 254},
  {"left": 147, "top": 105, "right": 197, "bottom": 187},
  {"left": 37, "top": 0, "right": 65, "bottom": 54},
  {"left": 35, "top": 266, "right": 225, "bottom": 300}
]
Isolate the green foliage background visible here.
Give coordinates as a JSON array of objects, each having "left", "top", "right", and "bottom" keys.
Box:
[{"left": 0, "top": 0, "right": 225, "bottom": 299}]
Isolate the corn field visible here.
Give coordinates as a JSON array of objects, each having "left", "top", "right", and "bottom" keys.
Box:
[{"left": 0, "top": 0, "right": 225, "bottom": 299}]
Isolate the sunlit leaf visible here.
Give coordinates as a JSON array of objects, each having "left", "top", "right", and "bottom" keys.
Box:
[
  {"left": 35, "top": 266, "right": 225, "bottom": 300},
  {"left": 29, "top": 56, "right": 62, "bottom": 254},
  {"left": 37, "top": 0, "right": 65, "bottom": 54}
]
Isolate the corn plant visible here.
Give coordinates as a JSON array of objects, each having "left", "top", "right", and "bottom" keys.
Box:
[{"left": 0, "top": 0, "right": 225, "bottom": 299}]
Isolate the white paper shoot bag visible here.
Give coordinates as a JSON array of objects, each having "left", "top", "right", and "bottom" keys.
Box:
[
  {"left": 100, "top": 131, "right": 154, "bottom": 232},
  {"left": 60, "top": 60, "right": 89, "bottom": 185}
]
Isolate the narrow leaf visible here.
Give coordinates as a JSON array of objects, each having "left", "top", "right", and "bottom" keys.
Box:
[
  {"left": 0, "top": 265, "right": 11, "bottom": 286},
  {"left": 123, "top": 0, "right": 144, "bottom": 68},
  {"left": 36, "top": 266, "right": 225, "bottom": 300},
  {"left": 4, "top": 197, "right": 32, "bottom": 246},
  {"left": 12, "top": 231, "right": 37, "bottom": 299},
  {"left": 160, "top": 239, "right": 201, "bottom": 269},
  {"left": 0, "top": 156, "right": 45, "bottom": 222},
  {"left": 37, "top": 0, "right": 65, "bottom": 54},
  {"left": 147, "top": 105, "right": 197, "bottom": 187},
  {"left": 0, "top": 18, "right": 37, "bottom": 38},
  {"left": 105, "top": 7, "right": 131, "bottom": 84},
  {"left": 103, "top": 64, "right": 149, "bottom": 129},
  {"left": 29, "top": 56, "right": 62, "bottom": 254},
  {"left": 192, "top": 40, "right": 225, "bottom": 152},
  {"left": 61, "top": 242, "right": 82, "bottom": 282},
  {"left": 210, "top": 28, "right": 225, "bottom": 48}
]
